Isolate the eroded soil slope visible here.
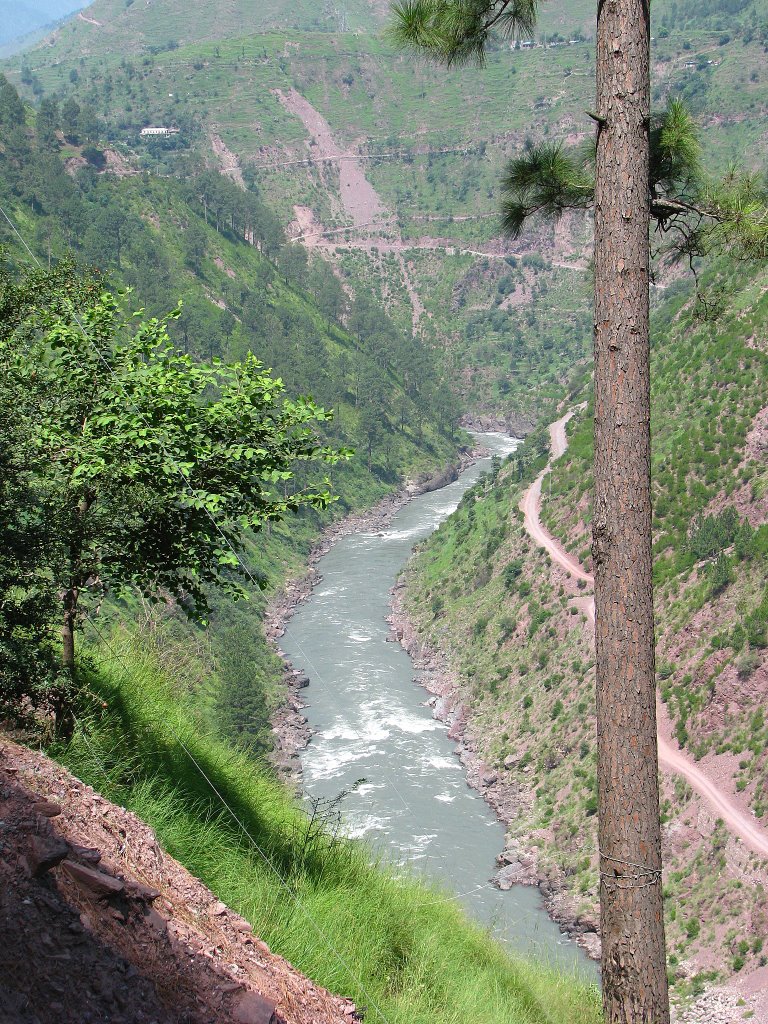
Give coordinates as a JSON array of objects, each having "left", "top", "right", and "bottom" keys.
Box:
[{"left": 0, "top": 740, "right": 355, "bottom": 1024}]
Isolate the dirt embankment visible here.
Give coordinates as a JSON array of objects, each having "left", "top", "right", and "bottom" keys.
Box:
[{"left": 0, "top": 741, "right": 355, "bottom": 1024}]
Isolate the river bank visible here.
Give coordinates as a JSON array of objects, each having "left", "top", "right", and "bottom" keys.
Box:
[
  {"left": 263, "top": 434, "right": 599, "bottom": 968},
  {"left": 386, "top": 581, "right": 602, "bottom": 963}
]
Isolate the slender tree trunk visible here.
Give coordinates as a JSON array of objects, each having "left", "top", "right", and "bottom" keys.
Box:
[
  {"left": 56, "top": 583, "right": 79, "bottom": 739},
  {"left": 62, "top": 585, "right": 78, "bottom": 672},
  {"left": 592, "top": 0, "right": 669, "bottom": 1019}
]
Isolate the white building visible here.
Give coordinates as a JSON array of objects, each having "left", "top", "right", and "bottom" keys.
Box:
[{"left": 140, "top": 126, "right": 179, "bottom": 137}]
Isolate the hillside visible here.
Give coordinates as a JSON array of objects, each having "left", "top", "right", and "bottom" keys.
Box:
[
  {"left": 5, "top": 0, "right": 768, "bottom": 420},
  {"left": 398, "top": 258, "right": 768, "bottom": 1013},
  {"left": 0, "top": 69, "right": 465, "bottom": 761},
  {"left": 0, "top": 0, "right": 85, "bottom": 52},
  {"left": 3, "top": 0, "right": 768, "bottom": 1017},
  {"left": 1, "top": 738, "right": 355, "bottom": 1024}
]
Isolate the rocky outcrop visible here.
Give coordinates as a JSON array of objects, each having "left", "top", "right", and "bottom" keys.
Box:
[
  {"left": 404, "top": 461, "right": 461, "bottom": 496},
  {"left": 460, "top": 412, "right": 535, "bottom": 437}
]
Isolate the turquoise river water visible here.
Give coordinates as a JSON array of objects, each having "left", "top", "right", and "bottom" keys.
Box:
[{"left": 280, "top": 433, "right": 595, "bottom": 978}]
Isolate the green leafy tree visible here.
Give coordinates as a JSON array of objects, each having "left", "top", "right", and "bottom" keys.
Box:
[
  {"left": 60, "top": 98, "right": 81, "bottom": 144},
  {"left": 0, "top": 393, "right": 61, "bottom": 723},
  {"left": 35, "top": 97, "right": 59, "bottom": 150},
  {"left": 183, "top": 219, "right": 207, "bottom": 272},
  {"left": 0, "top": 259, "right": 95, "bottom": 722},
  {"left": 2, "top": 282, "right": 349, "bottom": 730}
]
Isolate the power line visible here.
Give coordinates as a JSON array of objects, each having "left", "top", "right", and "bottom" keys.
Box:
[{"left": 80, "top": 612, "right": 394, "bottom": 1024}]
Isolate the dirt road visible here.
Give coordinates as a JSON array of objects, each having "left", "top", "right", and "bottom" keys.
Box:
[{"left": 521, "top": 409, "right": 768, "bottom": 859}]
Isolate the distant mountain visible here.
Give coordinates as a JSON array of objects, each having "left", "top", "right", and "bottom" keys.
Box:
[
  {"left": 0, "top": 0, "right": 85, "bottom": 49},
  {"left": 4, "top": 0, "right": 766, "bottom": 423}
]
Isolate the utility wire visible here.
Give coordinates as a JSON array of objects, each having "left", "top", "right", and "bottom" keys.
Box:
[{"left": 80, "top": 611, "right": 394, "bottom": 1024}]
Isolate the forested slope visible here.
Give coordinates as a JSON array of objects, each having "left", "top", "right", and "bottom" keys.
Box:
[
  {"left": 0, "top": 72, "right": 461, "bottom": 755},
  {"left": 399, "top": 260, "right": 768, "bottom": 1005},
  {"left": 5, "top": 0, "right": 768, "bottom": 424}
]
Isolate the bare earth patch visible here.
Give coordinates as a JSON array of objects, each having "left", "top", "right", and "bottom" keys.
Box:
[{"left": 0, "top": 740, "right": 355, "bottom": 1024}]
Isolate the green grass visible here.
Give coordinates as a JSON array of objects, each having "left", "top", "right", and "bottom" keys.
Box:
[{"left": 52, "top": 631, "right": 600, "bottom": 1024}]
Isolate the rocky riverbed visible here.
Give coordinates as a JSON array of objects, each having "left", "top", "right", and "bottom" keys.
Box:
[
  {"left": 386, "top": 581, "right": 603, "bottom": 963},
  {"left": 263, "top": 440, "right": 601, "bottom": 961}
]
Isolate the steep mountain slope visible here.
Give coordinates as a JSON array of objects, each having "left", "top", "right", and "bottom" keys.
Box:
[
  {"left": 6, "top": 0, "right": 768, "bottom": 422},
  {"left": 398, "top": 259, "right": 768, "bottom": 1010},
  {"left": 0, "top": 72, "right": 462, "bottom": 758}
]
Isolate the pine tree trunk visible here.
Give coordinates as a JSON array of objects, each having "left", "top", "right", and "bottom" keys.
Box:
[{"left": 593, "top": 0, "right": 669, "bottom": 1018}]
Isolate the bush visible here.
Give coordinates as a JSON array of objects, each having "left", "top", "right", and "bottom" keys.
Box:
[
  {"left": 472, "top": 615, "right": 489, "bottom": 637},
  {"left": 502, "top": 560, "right": 523, "bottom": 589},
  {"left": 82, "top": 145, "right": 107, "bottom": 168},
  {"left": 688, "top": 508, "right": 740, "bottom": 561},
  {"left": 737, "top": 650, "right": 761, "bottom": 680}
]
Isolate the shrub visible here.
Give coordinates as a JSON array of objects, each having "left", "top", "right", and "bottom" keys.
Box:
[
  {"left": 737, "top": 651, "right": 761, "bottom": 680},
  {"left": 82, "top": 145, "right": 107, "bottom": 168},
  {"left": 472, "top": 615, "right": 489, "bottom": 637},
  {"left": 707, "top": 553, "right": 732, "bottom": 596},
  {"left": 688, "top": 508, "right": 740, "bottom": 560}
]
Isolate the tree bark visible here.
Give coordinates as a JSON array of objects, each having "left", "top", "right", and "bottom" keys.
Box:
[
  {"left": 592, "top": 0, "right": 669, "bottom": 1018},
  {"left": 62, "top": 585, "right": 78, "bottom": 672}
]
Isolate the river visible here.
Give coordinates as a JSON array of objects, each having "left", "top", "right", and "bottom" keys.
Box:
[{"left": 280, "top": 434, "right": 594, "bottom": 976}]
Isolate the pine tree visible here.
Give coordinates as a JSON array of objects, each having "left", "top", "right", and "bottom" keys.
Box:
[{"left": 392, "top": 1, "right": 763, "bottom": 1018}]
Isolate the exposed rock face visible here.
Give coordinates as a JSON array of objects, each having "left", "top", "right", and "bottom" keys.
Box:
[
  {"left": 404, "top": 462, "right": 461, "bottom": 496},
  {"left": 460, "top": 412, "right": 535, "bottom": 437}
]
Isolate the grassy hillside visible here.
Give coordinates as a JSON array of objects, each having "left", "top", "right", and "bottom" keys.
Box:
[
  {"left": 399, "top": 259, "right": 768, "bottom": 1002},
  {"left": 51, "top": 626, "right": 600, "bottom": 1024}
]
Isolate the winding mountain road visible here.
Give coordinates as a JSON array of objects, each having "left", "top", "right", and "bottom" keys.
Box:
[{"left": 521, "top": 410, "right": 768, "bottom": 859}]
